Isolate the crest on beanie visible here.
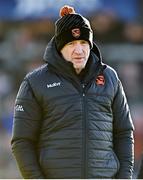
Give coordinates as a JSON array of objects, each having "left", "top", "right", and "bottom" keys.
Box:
[{"left": 71, "top": 28, "right": 80, "bottom": 38}]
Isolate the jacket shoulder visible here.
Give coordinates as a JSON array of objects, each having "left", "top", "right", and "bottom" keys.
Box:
[
  {"left": 103, "top": 64, "right": 120, "bottom": 94},
  {"left": 16, "top": 64, "right": 48, "bottom": 100},
  {"left": 104, "top": 64, "right": 120, "bottom": 84},
  {"left": 25, "top": 64, "right": 48, "bottom": 82},
  {"left": 104, "top": 65, "right": 119, "bottom": 80}
]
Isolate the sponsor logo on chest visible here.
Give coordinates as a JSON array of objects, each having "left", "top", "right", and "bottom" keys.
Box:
[{"left": 47, "top": 82, "right": 61, "bottom": 88}]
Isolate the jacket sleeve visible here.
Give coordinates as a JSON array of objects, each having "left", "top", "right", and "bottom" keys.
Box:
[
  {"left": 112, "top": 80, "right": 134, "bottom": 179},
  {"left": 11, "top": 78, "right": 45, "bottom": 179}
]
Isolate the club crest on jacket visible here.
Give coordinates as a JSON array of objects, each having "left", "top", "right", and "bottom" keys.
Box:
[{"left": 96, "top": 75, "right": 105, "bottom": 85}]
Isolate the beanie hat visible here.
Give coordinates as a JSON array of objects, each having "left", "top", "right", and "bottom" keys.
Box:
[{"left": 55, "top": 5, "right": 93, "bottom": 51}]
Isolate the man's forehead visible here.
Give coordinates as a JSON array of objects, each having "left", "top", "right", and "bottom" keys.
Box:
[{"left": 66, "top": 39, "right": 89, "bottom": 45}]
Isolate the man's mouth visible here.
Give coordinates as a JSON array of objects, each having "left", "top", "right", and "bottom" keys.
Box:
[{"left": 73, "top": 57, "right": 84, "bottom": 61}]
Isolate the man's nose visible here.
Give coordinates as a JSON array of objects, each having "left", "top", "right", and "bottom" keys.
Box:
[{"left": 74, "top": 44, "right": 83, "bottom": 54}]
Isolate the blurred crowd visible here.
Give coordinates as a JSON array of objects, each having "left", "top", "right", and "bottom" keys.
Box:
[{"left": 0, "top": 0, "right": 143, "bottom": 178}]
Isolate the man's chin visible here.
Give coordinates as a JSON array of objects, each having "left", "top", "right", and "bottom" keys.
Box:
[
  {"left": 73, "top": 64, "right": 85, "bottom": 69},
  {"left": 74, "top": 66, "right": 83, "bottom": 70},
  {"left": 74, "top": 65, "right": 86, "bottom": 74}
]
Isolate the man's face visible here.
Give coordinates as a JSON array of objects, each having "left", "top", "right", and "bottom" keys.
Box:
[{"left": 60, "top": 40, "right": 90, "bottom": 74}]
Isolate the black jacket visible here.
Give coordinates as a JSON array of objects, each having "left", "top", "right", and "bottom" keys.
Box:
[{"left": 11, "top": 38, "right": 134, "bottom": 179}]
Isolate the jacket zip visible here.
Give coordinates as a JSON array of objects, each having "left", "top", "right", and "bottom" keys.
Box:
[
  {"left": 81, "top": 83, "right": 88, "bottom": 179},
  {"left": 80, "top": 66, "right": 103, "bottom": 178}
]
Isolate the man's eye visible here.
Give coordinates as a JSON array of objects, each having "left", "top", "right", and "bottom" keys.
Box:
[
  {"left": 81, "top": 40, "right": 88, "bottom": 44},
  {"left": 67, "top": 42, "right": 73, "bottom": 45}
]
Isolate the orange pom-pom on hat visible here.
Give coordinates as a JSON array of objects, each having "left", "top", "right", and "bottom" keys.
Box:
[
  {"left": 60, "top": 5, "right": 75, "bottom": 17},
  {"left": 55, "top": 5, "right": 93, "bottom": 51}
]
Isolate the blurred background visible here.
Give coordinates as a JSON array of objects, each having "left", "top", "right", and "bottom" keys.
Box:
[{"left": 0, "top": 0, "right": 143, "bottom": 178}]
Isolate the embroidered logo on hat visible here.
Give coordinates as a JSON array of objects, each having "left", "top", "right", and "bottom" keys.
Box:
[
  {"left": 96, "top": 75, "right": 105, "bottom": 85},
  {"left": 71, "top": 28, "right": 80, "bottom": 38}
]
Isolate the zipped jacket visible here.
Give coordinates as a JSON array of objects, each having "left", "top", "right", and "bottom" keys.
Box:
[{"left": 11, "top": 38, "right": 134, "bottom": 179}]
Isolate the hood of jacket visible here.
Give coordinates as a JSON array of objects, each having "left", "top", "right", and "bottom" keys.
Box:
[{"left": 43, "top": 37, "right": 106, "bottom": 83}]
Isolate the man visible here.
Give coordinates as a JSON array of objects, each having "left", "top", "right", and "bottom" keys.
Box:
[{"left": 11, "top": 5, "right": 134, "bottom": 179}]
